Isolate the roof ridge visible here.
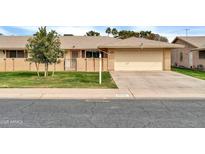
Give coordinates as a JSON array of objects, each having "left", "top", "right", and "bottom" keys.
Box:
[
  {"left": 98, "top": 36, "right": 184, "bottom": 49},
  {"left": 121, "top": 37, "right": 172, "bottom": 44}
]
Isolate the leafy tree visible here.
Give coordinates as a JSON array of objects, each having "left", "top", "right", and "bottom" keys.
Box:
[
  {"left": 86, "top": 30, "right": 100, "bottom": 36},
  {"left": 159, "top": 36, "right": 168, "bottom": 42},
  {"left": 111, "top": 28, "right": 118, "bottom": 37},
  {"left": 105, "top": 27, "right": 112, "bottom": 36},
  {"left": 139, "top": 31, "right": 152, "bottom": 38},
  {"left": 146, "top": 33, "right": 168, "bottom": 42},
  {"left": 26, "top": 27, "right": 64, "bottom": 77},
  {"left": 146, "top": 33, "right": 156, "bottom": 40},
  {"left": 112, "top": 29, "right": 168, "bottom": 42},
  {"left": 118, "top": 30, "right": 139, "bottom": 39}
]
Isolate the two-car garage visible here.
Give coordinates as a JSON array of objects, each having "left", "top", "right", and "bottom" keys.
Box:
[
  {"left": 114, "top": 49, "right": 163, "bottom": 71},
  {"left": 98, "top": 37, "right": 184, "bottom": 71}
]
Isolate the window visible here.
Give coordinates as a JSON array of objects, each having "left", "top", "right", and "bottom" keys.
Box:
[
  {"left": 180, "top": 52, "right": 183, "bottom": 62},
  {"left": 82, "top": 50, "right": 106, "bottom": 58},
  {"left": 199, "top": 51, "right": 205, "bottom": 59},
  {"left": 92, "top": 52, "right": 100, "bottom": 58},
  {"left": 8, "top": 51, "right": 16, "bottom": 58},
  {"left": 71, "top": 51, "right": 78, "bottom": 59},
  {"left": 6, "top": 50, "right": 27, "bottom": 58},
  {"left": 17, "top": 51, "right": 25, "bottom": 58},
  {"left": 86, "top": 51, "right": 93, "bottom": 58}
]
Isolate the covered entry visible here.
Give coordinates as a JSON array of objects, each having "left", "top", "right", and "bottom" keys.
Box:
[{"left": 114, "top": 49, "right": 163, "bottom": 71}]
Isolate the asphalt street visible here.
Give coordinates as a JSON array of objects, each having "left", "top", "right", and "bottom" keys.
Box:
[{"left": 0, "top": 99, "right": 205, "bottom": 128}]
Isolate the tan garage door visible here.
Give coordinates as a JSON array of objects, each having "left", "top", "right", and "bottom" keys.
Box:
[{"left": 114, "top": 50, "right": 163, "bottom": 71}]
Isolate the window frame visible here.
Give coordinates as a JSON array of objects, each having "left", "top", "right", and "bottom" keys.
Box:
[
  {"left": 82, "top": 50, "right": 106, "bottom": 58},
  {"left": 180, "top": 52, "right": 183, "bottom": 62},
  {"left": 6, "top": 50, "right": 27, "bottom": 58},
  {"left": 199, "top": 51, "right": 205, "bottom": 59}
]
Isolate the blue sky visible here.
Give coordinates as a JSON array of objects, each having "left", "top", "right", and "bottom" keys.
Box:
[{"left": 1, "top": 26, "right": 205, "bottom": 42}]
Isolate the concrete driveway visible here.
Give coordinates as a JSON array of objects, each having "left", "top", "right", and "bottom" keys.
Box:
[{"left": 111, "top": 71, "right": 205, "bottom": 98}]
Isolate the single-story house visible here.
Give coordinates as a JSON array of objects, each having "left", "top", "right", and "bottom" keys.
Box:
[
  {"left": 0, "top": 36, "right": 183, "bottom": 72},
  {"left": 172, "top": 36, "right": 205, "bottom": 70}
]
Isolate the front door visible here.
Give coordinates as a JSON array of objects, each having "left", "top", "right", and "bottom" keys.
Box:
[
  {"left": 71, "top": 51, "right": 78, "bottom": 69},
  {"left": 65, "top": 50, "right": 78, "bottom": 71}
]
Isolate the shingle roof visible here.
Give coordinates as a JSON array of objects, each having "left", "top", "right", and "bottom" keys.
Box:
[
  {"left": 60, "top": 36, "right": 119, "bottom": 49},
  {"left": 0, "top": 36, "right": 119, "bottom": 50},
  {"left": 0, "top": 36, "right": 183, "bottom": 50},
  {"left": 0, "top": 36, "right": 30, "bottom": 50},
  {"left": 172, "top": 36, "right": 205, "bottom": 48},
  {"left": 99, "top": 37, "right": 184, "bottom": 49}
]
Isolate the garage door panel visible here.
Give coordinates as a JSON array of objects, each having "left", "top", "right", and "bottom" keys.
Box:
[{"left": 114, "top": 50, "right": 163, "bottom": 71}]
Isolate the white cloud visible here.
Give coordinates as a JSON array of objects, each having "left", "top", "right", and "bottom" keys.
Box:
[
  {"left": 159, "top": 31, "right": 198, "bottom": 42},
  {"left": 160, "top": 33, "right": 176, "bottom": 42},
  {"left": 18, "top": 26, "right": 96, "bottom": 36},
  {"left": 48, "top": 26, "right": 95, "bottom": 35},
  {"left": 158, "top": 32, "right": 188, "bottom": 42},
  {"left": 132, "top": 26, "right": 158, "bottom": 32},
  {"left": 17, "top": 26, "right": 38, "bottom": 32},
  {"left": 0, "top": 27, "right": 13, "bottom": 35}
]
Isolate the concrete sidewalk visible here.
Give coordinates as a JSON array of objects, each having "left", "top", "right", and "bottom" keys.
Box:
[
  {"left": 0, "top": 88, "right": 205, "bottom": 99},
  {"left": 0, "top": 88, "right": 132, "bottom": 99}
]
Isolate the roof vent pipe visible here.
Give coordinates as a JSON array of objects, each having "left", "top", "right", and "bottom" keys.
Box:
[{"left": 140, "top": 43, "right": 144, "bottom": 49}]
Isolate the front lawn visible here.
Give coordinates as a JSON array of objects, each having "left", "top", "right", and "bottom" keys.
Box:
[
  {"left": 0, "top": 72, "right": 117, "bottom": 88},
  {"left": 172, "top": 67, "right": 205, "bottom": 80}
]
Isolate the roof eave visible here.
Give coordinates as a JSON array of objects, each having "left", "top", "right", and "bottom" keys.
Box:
[
  {"left": 191, "top": 47, "right": 205, "bottom": 51},
  {"left": 61, "top": 47, "right": 99, "bottom": 50},
  {"left": 0, "top": 47, "right": 26, "bottom": 50},
  {"left": 172, "top": 37, "right": 198, "bottom": 48},
  {"left": 98, "top": 45, "right": 184, "bottom": 49}
]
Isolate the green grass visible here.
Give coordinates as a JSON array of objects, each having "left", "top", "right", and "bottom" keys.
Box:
[
  {"left": 172, "top": 67, "right": 205, "bottom": 80},
  {"left": 0, "top": 71, "right": 117, "bottom": 88}
]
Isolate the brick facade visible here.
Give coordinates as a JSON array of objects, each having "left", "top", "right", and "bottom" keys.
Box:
[{"left": 0, "top": 58, "right": 65, "bottom": 72}]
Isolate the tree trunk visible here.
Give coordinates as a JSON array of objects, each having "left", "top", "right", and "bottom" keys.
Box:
[
  {"left": 47, "top": 63, "right": 49, "bottom": 76},
  {"left": 35, "top": 62, "right": 40, "bottom": 77},
  {"left": 44, "top": 63, "right": 46, "bottom": 77},
  {"left": 52, "top": 63, "right": 56, "bottom": 76},
  {"left": 44, "top": 63, "right": 48, "bottom": 77}
]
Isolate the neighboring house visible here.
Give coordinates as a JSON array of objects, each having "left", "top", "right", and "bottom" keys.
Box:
[
  {"left": 172, "top": 36, "right": 205, "bottom": 70},
  {"left": 0, "top": 36, "right": 183, "bottom": 72}
]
